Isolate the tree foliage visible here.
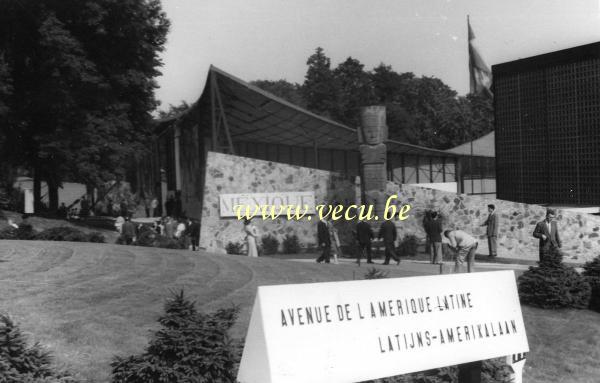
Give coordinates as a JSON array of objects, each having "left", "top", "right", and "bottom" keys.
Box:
[
  {"left": 0, "top": 313, "right": 80, "bottom": 382},
  {"left": 250, "top": 79, "right": 305, "bottom": 108},
  {"left": 0, "top": 0, "right": 170, "bottom": 209},
  {"left": 111, "top": 290, "right": 240, "bottom": 383},
  {"left": 256, "top": 47, "right": 494, "bottom": 150}
]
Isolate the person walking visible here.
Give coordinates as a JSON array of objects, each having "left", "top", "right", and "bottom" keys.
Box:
[
  {"left": 533, "top": 208, "right": 562, "bottom": 262},
  {"left": 164, "top": 216, "right": 176, "bottom": 238},
  {"left": 422, "top": 211, "right": 432, "bottom": 254},
  {"left": 378, "top": 220, "right": 400, "bottom": 265},
  {"left": 328, "top": 220, "right": 342, "bottom": 264},
  {"left": 150, "top": 197, "right": 158, "bottom": 218},
  {"left": 188, "top": 218, "right": 200, "bottom": 251},
  {"left": 427, "top": 211, "right": 443, "bottom": 264},
  {"left": 444, "top": 229, "right": 478, "bottom": 273},
  {"left": 316, "top": 217, "right": 331, "bottom": 264},
  {"left": 244, "top": 218, "right": 259, "bottom": 257},
  {"left": 355, "top": 219, "right": 374, "bottom": 265},
  {"left": 481, "top": 204, "right": 499, "bottom": 257},
  {"left": 121, "top": 216, "right": 136, "bottom": 245}
]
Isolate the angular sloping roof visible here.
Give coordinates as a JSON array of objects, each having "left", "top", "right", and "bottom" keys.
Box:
[
  {"left": 446, "top": 131, "right": 495, "bottom": 157},
  {"left": 162, "top": 65, "right": 476, "bottom": 158}
]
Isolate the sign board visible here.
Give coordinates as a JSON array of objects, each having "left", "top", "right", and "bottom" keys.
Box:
[
  {"left": 237, "top": 270, "right": 529, "bottom": 383},
  {"left": 219, "top": 191, "right": 316, "bottom": 217},
  {"left": 24, "top": 188, "right": 34, "bottom": 214}
]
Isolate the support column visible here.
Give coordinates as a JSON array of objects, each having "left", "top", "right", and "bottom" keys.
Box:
[{"left": 174, "top": 125, "right": 182, "bottom": 192}]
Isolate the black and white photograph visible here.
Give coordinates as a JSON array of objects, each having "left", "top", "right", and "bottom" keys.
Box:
[{"left": 1, "top": 0, "right": 599, "bottom": 382}]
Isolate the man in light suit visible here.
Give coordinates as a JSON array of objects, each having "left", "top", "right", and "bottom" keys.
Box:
[
  {"left": 481, "top": 204, "right": 499, "bottom": 257},
  {"left": 533, "top": 209, "right": 562, "bottom": 262}
]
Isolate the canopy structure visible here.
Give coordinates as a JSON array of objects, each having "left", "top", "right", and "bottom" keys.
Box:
[
  {"left": 161, "top": 65, "right": 478, "bottom": 159},
  {"left": 150, "top": 65, "right": 494, "bottom": 196}
]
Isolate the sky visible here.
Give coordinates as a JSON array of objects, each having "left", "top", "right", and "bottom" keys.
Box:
[{"left": 155, "top": 0, "right": 600, "bottom": 112}]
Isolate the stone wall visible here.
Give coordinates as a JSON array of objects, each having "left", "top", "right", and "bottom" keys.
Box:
[
  {"left": 386, "top": 183, "right": 600, "bottom": 264},
  {"left": 199, "top": 152, "right": 600, "bottom": 263},
  {"left": 200, "top": 152, "right": 358, "bottom": 253}
]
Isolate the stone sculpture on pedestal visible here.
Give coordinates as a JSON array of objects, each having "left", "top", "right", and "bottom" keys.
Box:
[{"left": 358, "top": 106, "right": 388, "bottom": 221}]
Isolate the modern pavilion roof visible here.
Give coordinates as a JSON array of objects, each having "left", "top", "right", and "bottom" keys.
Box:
[{"left": 158, "top": 65, "right": 473, "bottom": 158}]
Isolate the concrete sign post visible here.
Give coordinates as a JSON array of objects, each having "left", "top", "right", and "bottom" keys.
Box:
[{"left": 237, "top": 270, "right": 529, "bottom": 383}]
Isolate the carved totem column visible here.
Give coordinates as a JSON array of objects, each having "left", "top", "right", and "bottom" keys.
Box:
[{"left": 358, "top": 106, "right": 388, "bottom": 221}]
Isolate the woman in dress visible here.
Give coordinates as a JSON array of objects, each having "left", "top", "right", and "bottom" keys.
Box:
[
  {"left": 244, "top": 218, "right": 259, "bottom": 257},
  {"left": 328, "top": 220, "right": 342, "bottom": 264}
]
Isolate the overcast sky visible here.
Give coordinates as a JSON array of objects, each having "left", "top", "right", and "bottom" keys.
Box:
[{"left": 155, "top": 0, "right": 600, "bottom": 111}]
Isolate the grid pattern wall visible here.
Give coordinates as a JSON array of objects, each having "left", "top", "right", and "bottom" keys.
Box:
[
  {"left": 495, "top": 73, "right": 523, "bottom": 202},
  {"left": 495, "top": 57, "right": 600, "bottom": 205},
  {"left": 573, "top": 59, "right": 600, "bottom": 203},
  {"left": 519, "top": 69, "right": 547, "bottom": 204}
]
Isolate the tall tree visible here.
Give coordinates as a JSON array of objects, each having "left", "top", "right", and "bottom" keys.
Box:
[
  {"left": 0, "top": 0, "right": 169, "bottom": 210},
  {"left": 332, "top": 57, "right": 375, "bottom": 126},
  {"left": 302, "top": 47, "right": 338, "bottom": 118}
]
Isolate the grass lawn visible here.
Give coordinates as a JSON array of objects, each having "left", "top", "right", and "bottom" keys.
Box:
[{"left": 0, "top": 240, "right": 598, "bottom": 382}]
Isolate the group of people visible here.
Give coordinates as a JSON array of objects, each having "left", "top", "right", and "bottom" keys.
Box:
[
  {"left": 317, "top": 216, "right": 401, "bottom": 266},
  {"left": 241, "top": 203, "right": 564, "bottom": 271},
  {"left": 316, "top": 204, "right": 503, "bottom": 273},
  {"left": 117, "top": 215, "right": 201, "bottom": 250}
]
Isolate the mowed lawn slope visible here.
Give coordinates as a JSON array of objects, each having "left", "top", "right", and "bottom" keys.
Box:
[{"left": 0, "top": 240, "right": 598, "bottom": 383}]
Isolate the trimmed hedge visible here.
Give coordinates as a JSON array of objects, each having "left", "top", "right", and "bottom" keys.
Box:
[
  {"left": 0, "top": 225, "right": 105, "bottom": 243},
  {"left": 226, "top": 241, "right": 244, "bottom": 255},
  {"left": 518, "top": 249, "right": 591, "bottom": 309},
  {"left": 282, "top": 234, "right": 301, "bottom": 254},
  {"left": 398, "top": 235, "right": 419, "bottom": 257},
  {"left": 260, "top": 234, "right": 279, "bottom": 255},
  {"left": 34, "top": 227, "right": 105, "bottom": 243}
]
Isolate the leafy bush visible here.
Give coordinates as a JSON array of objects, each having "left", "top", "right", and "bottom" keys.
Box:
[
  {"left": 34, "top": 227, "right": 105, "bottom": 243},
  {"left": 133, "top": 226, "right": 157, "bottom": 247},
  {"left": 583, "top": 255, "right": 600, "bottom": 277},
  {"left": 282, "top": 234, "right": 301, "bottom": 254},
  {"left": 518, "top": 249, "right": 591, "bottom": 309},
  {"left": 111, "top": 290, "right": 240, "bottom": 383},
  {"left": 364, "top": 358, "right": 512, "bottom": 382},
  {"left": 397, "top": 235, "right": 419, "bottom": 257},
  {"left": 364, "top": 267, "right": 389, "bottom": 280},
  {"left": 0, "top": 223, "right": 35, "bottom": 240},
  {"left": 583, "top": 256, "right": 600, "bottom": 311},
  {"left": 153, "top": 235, "right": 186, "bottom": 250},
  {"left": 226, "top": 241, "right": 244, "bottom": 255},
  {"left": 260, "top": 234, "right": 279, "bottom": 255},
  {"left": 0, "top": 313, "right": 79, "bottom": 382}
]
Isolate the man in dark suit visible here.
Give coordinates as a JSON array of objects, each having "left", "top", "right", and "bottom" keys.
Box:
[
  {"left": 426, "top": 211, "right": 443, "bottom": 264},
  {"left": 378, "top": 220, "right": 400, "bottom": 265},
  {"left": 481, "top": 204, "right": 499, "bottom": 257},
  {"left": 316, "top": 217, "right": 331, "bottom": 263},
  {"left": 533, "top": 208, "right": 562, "bottom": 262},
  {"left": 355, "top": 219, "right": 374, "bottom": 265}
]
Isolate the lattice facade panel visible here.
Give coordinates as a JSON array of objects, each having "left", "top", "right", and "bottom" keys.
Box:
[{"left": 495, "top": 53, "right": 600, "bottom": 205}]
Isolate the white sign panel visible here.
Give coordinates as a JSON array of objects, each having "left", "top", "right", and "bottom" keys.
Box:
[
  {"left": 219, "top": 191, "right": 316, "bottom": 217},
  {"left": 24, "top": 188, "right": 34, "bottom": 214},
  {"left": 237, "top": 270, "right": 529, "bottom": 383}
]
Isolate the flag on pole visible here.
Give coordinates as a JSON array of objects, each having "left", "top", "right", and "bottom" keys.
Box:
[{"left": 468, "top": 17, "right": 492, "bottom": 97}]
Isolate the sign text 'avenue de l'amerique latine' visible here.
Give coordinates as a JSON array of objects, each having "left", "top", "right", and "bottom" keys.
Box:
[
  {"left": 219, "top": 191, "right": 316, "bottom": 217},
  {"left": 237, "top": 270, "right": 529, "bottom": 383}
]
